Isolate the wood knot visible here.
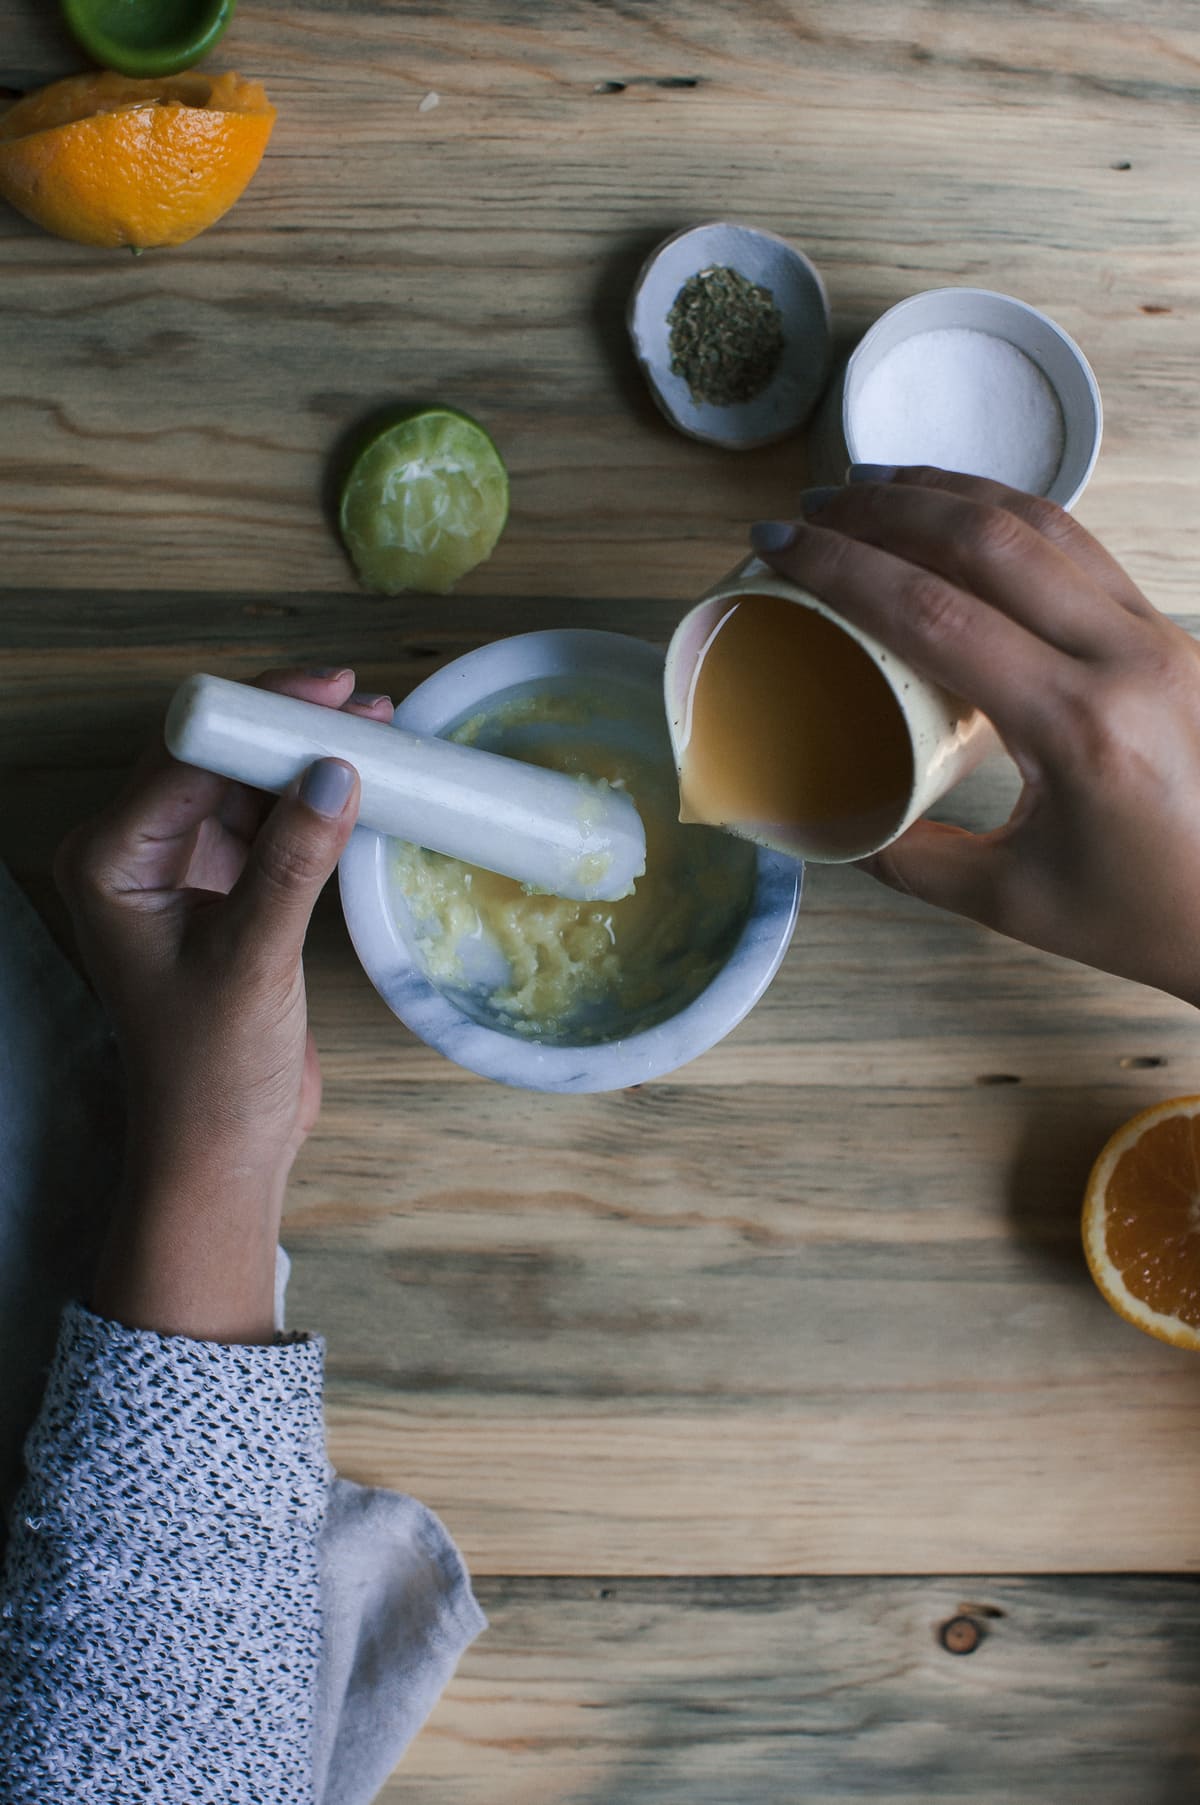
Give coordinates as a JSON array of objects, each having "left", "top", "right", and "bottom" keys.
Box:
[{"left": 938, "top": 1615, "right": 982, "bottom": 1655}]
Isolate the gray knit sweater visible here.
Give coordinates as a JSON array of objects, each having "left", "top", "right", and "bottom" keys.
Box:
[{"left": 1, "top": 1303, "right": 357, "bottom": 1801}]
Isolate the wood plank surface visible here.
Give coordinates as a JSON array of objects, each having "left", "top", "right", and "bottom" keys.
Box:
[
  {"left": 7, "top": 591, "right": 1200, "bottom": 1571},
  {"left": 384, "top": 1577, "right": 1200, "bottom": 1803},
  {"left": 1, "top": 1, "right": 1198, "bottom": 604},
  {"left": 4, "top": 0, "right": 1200, "bottom": 1794}
]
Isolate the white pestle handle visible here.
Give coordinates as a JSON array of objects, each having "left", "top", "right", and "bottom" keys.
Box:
[{"left": 164, "top": 674, "right": 646, "bottom": 903}]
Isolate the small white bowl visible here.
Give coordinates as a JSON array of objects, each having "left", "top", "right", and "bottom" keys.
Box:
[
  {"left": 811, "top": 287, "right": 1102, "bottom": 509},
  {"left": 338, "top": 630, "right": 801, "bottom": 1093},
  {"left": 627, "top": 221, "right": 831, "bottom": 450}
]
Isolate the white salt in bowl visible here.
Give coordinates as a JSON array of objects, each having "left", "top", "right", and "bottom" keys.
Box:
[
  {"left": 339, "top": 629, "right": 801, "bottom": 1093},
  {"left": 813, "top": 287, "right": 1102, "bottom": 509}
]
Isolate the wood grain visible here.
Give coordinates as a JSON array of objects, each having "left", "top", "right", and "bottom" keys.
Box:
[
  {"left": 3, "top": 1, "right": 1200, "bottom": 1793},
  {"left": 8, "top": 599, "right": 1200, "bottom": 1575},
  {"left": 296, "top": 1033, "right": 1200, "bottom": 1575},
  {"left": 384, "top": 1577, "right": 1200, "bottom": 1803},
  {"left": 0, "top": 1, "right": 1197, "bottom": 604}
]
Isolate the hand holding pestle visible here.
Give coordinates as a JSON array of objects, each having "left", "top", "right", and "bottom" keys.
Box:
[{"left": 165, "top": 675, "right": 647, "bottom": 903}]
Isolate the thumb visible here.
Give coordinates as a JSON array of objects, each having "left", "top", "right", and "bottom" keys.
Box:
[
  {"left": 226, "top": 759, "right": 360, "bottom": 969},
  {"left": 856, "top": 818, "right": 1005, "bottom": 930}
]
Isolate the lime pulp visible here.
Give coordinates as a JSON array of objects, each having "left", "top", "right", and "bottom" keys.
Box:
[{"left": 338, "top": 406, "right": 509, "bottom": 596}]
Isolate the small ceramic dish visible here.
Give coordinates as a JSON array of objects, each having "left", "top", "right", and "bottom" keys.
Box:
[
  {"left": 61, "top": 0, "right": 236, "bottom": 77},
  {"left": 627, "top": 221, "right": 831, "bottom": 450},
  {"left": 810, "top": 287, "right": 1102, "bottom": 509},
  {"left": 339, "top": 629, "right": 801, "bottom": 1093}
]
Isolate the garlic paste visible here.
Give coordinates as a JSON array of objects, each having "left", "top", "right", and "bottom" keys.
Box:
[{"left": 393, "top": 687, "right": 756, "bottom": 1045}]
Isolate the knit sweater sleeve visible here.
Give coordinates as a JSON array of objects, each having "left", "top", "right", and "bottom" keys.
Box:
[{"left": 0, "top": 1301, "right": 327, "bottom": 1805}]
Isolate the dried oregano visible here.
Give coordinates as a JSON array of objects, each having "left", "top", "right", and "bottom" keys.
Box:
[{"left": 667, "top": 265, "right": 785, "bottom": 407}]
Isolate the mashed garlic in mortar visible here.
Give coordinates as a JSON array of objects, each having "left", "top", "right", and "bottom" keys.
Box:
[{"left": 392, "top": 687, "right": 756, "bottom": 1045}]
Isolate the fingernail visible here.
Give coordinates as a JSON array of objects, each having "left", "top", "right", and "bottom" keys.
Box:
[
  {"left": 350, "top": 689, "right": 390, "bottom": 708},
  {"left": 750, "top": 520, "right": 798, "bottom": 554},
  {"left": 302, "top": 665, "right": 349, "bottom": 679},
  {"left": 847, "top": 463, "right": 899, "bottom": 483},
  {"left": 300, "top": 758, "right": 356, "bottom": 818},
  {"left": 797, "top": 486, "right": 842, "bottom": 516}
]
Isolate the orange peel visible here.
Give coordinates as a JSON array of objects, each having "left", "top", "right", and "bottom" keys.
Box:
[{"left": 0, "top": 70, "right": 275, "bottom": 248}]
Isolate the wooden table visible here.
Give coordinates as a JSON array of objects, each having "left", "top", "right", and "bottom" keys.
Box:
[{"left": 4, "top": 2, "right": 1200, "bottom": 1797}]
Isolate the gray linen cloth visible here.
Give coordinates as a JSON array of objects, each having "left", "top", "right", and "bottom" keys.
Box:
[{"left": 0, "top": 860, "right": 484, "bottom": 1802}]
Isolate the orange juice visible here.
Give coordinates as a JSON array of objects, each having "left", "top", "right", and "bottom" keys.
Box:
[{"left": 677, "top": 592, "right": 914, "bottom": 857}]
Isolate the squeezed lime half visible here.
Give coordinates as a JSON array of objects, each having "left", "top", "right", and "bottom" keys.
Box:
[
  {"left": 60, "top": 0, "right": 236, "bottom": 77},
  {"left": 338, "top": 406, "right": 509, "bottom": 595}
]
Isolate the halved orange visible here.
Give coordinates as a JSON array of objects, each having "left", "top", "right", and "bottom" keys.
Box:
[
  {"left": 1082, "top": 1096, "right": 1200, "bottom": 1350},
  {"left": 0, "top": 70, "right": 275, "bottom": 249}
]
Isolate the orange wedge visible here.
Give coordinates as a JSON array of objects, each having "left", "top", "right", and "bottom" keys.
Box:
[
  {"left": 1082, "top": 1096, "right": 1200, "bottom": 1350},
  {"left": 0, "top": 70, "right": 275, "bottom": 249}
]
